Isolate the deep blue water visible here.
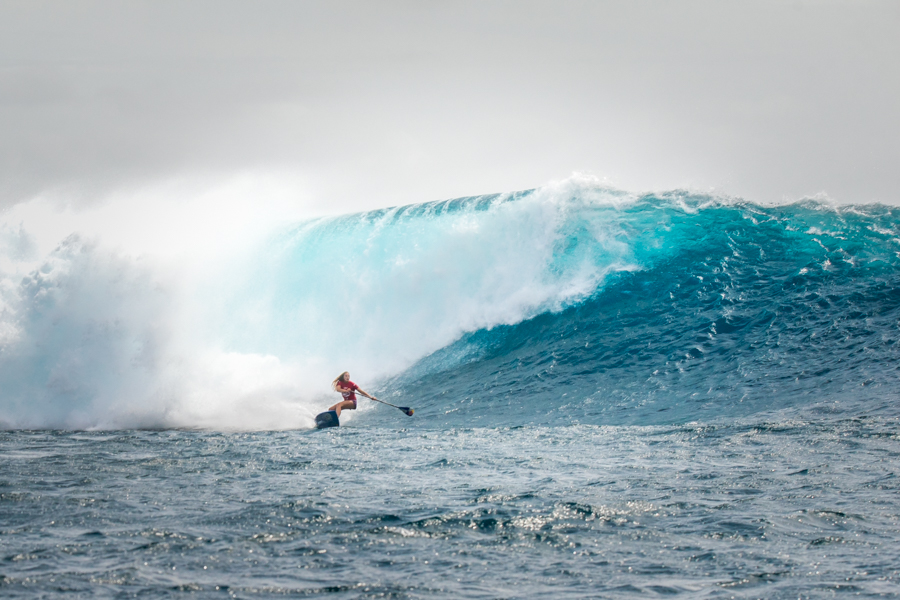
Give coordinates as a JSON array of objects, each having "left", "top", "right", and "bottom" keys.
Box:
[
  {"left": 2, "top": 186, "right": 900, "bottom": 597},
  {"left": 2, "top": 414, "right": 899, "bottom": 598}
]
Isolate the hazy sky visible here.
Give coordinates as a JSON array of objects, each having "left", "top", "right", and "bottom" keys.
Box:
[{"left": 1, "top": 0, "right": 899, "bottom": 218}]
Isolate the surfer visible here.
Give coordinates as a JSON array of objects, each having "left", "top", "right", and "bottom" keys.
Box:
[{"left": 329, "top": 371, "right": 378, "bottom": 417}]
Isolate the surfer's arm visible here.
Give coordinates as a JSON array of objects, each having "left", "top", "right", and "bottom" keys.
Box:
[{"left": 356, "top": 388, "right": 377, "bottom": 401}]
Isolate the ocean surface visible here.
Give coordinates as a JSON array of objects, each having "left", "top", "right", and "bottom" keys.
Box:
[{"left": 2, "top": 181, "right": 900, "bottom": 597}]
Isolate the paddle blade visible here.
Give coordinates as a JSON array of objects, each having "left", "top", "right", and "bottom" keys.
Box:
[{"left": 402, "top": 407, "right": 414, "bottom": 416}]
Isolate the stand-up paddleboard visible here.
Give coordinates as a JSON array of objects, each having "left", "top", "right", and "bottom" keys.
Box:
[{"left": 315, "top": 410, "right": 340, "bottom": 429}]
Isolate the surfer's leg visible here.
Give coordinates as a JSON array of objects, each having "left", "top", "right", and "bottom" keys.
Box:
[{"left": 328, "top": 400, "right": 357, "bottom": 417}]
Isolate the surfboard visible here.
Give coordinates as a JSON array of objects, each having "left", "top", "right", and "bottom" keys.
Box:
[{"left": 315, "top": 410, "right": 340, "bottom": 429}]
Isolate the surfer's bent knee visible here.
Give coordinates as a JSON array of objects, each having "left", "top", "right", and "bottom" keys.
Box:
[{"left": 329, "top": 400, "right": 356, "bottom": 413}]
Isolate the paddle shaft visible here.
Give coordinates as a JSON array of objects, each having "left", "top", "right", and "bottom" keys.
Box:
[{"left": 366, "top": 396, "right": 407, "bottom": 411}]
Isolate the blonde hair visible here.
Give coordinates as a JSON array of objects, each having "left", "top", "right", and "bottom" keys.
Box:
[{"left": 332, "top": 372, "right": 350, "bottom": 390}]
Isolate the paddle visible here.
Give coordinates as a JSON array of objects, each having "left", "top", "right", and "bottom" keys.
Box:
[{"left": 367, "top": 396, "right": 414, "bottom": 416}]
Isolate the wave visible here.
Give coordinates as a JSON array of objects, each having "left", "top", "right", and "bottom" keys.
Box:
[
  {"left": 2, "top": 178, "right": 899, "bottom": 429},
  {"left": 381, "top": 194, "right": 900, "bottom": 427}
]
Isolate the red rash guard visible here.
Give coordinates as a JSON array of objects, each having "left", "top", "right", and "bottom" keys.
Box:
[{"left": 338, "top": 380, "right": 359, "bottom": 405}]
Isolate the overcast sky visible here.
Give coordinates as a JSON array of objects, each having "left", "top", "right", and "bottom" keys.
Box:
[{"left": 1, "top": 0, "right": 899, "bottom": 220}]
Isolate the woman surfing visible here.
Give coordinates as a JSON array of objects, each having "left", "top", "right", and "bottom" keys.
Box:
[
  {"left": 329, "top": 371, "right": 378, "bottom": 418},
  {"left": 314, "top": 372, "right": 414, "bottom": 428}
]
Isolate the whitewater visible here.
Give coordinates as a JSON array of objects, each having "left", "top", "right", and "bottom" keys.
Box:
[{"left": 1, "top": 179, "right": 899, "bottom": 597}]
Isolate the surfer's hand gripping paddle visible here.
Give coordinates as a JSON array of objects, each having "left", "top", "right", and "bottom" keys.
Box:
[{"left": 367, "top": 396, "right": 414, "bottom": 416}]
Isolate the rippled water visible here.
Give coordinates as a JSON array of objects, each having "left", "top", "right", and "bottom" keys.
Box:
[{"left": 2, "top": 408, "right": 898, "bottom": 598}]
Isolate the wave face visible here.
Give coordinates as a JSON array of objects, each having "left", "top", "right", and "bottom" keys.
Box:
[
  {"left": 2, "top": 180, "right": 899, "bottom": 429},
  {"left": 379, "top": 194, "right": 900, "bottom": 428},
  {"left": 217, "top": 184, "right": 642, "bottom": 378}
]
